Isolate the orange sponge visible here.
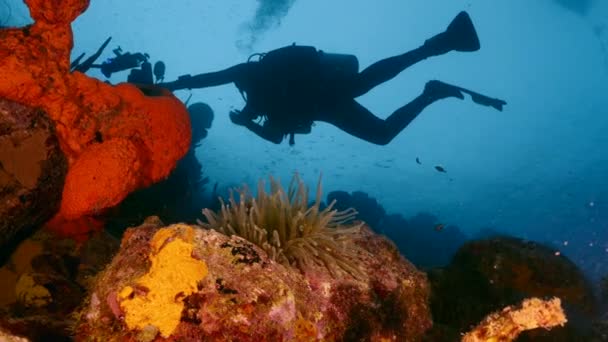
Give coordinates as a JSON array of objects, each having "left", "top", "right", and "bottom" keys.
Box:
[
  {"left": 60, "top": 138, "right": 142, "bottom": 219},
  {"left": 24, "top": 0, "right": 90, "bottom": 25},
  {"left": 0, "top": 0, "right": 192, "bottom": 229}
]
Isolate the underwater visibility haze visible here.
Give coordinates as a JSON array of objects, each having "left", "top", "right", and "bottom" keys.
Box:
[
  {"left": 1, "top": 0, "right": 608, "bottom": 340},
  {"left": 66, "top": 0, "right": 608, "bottom": 279}
]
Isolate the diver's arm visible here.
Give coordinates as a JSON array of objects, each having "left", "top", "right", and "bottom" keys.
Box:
[
  {"left": 230, "top": 109, "right": 283, "bottom": 144},
  {"left": 158, "top": 63, "right": 250, "bottom": 91}
]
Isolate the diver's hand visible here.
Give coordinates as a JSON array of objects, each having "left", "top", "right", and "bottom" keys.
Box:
[{"left": 229, "top": 110, "right": 250, "bottom": 126}]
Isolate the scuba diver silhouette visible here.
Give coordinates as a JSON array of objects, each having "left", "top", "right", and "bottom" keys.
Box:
[{"left": 159, "top": 11, "right": 506, "bottom": 146}]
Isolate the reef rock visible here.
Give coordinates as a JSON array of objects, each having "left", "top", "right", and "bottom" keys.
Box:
[
  {"left": 0, "top": 98, "right": 67, "bottom": 251},
  {"left": 0, "top": 227, "right": 119, "bottom": 340},
  {"left": 76, "top": 218, "right": 431, "bottom": 341},
  {"left": 428, "top": 236, "right": 598, "bottom": 340}
]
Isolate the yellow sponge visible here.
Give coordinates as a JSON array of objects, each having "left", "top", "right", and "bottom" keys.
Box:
[{"left": 119, "top": 225, "right": 208, "bottom": 337}]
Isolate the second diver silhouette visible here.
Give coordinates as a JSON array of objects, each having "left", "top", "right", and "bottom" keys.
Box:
[{"left": 159, "top": 11, "right": 507, "bottom": 146}]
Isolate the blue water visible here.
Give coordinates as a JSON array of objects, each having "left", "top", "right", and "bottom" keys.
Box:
[{"left": 3, "top": 0, "right": 607, "bottom": 285}]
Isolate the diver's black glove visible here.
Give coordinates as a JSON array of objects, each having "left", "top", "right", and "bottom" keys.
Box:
[{"left": 229, "top": 110, "right": 250, "bottom": 126}]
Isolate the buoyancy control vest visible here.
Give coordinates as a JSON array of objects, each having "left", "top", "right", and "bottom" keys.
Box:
[
  {"left": 243, "top": 44, "right": 360, "bottom": 145},
  {"left": 243, "top": 44, "right": 320, "bottom": 145}
]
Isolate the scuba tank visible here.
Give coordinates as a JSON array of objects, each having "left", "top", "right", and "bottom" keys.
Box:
[
  {"left": 249, "top": 44, "right": 322, "bottom": 146},
  {"left": 318, "top": 51, "right": 359, "bottom": 84},
  {"left": 245, "top": 44, "right": 359, "bottom": 145}
]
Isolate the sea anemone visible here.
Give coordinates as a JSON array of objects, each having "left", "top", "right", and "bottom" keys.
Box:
[{"left": 199, "top": 174, "right": 367, "bottom": 278}]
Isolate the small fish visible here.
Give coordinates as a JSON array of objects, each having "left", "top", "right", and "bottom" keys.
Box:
[
  {"left": 416, "top": 157, "right": 421, "bottom": 165},
  {"left": 435, "top": 223, "right": 444, "bottom": 232},
  {"left": 435, "top": 165, "right": 447, "bottom": 173}
]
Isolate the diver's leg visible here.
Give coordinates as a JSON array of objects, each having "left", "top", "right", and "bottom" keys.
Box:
[
  {"left": 351, "top": 11, "right": 480, "bottom": 97},
  {"left": 351, "top": 47, "right": 432, "bottom": 98},
  {"left": 322, "top": 81, "right": 464, "bottom": 145},
  {"left": 318, "top": 99, "right": 393, "bottom": 145}
]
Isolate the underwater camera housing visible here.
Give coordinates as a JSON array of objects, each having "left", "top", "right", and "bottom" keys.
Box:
[{"left": 100, "top": 50, "right": 149, "bottom": 78}]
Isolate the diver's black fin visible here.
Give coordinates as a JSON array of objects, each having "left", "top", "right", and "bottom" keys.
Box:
[
  {"left": 445, "top": 11, "right": 480, "bottom": 52},
  {"left": 423, "top": 11, "right": 480, "bottom": 56},
  {"left": 453, "top": 84, "right": 507, "bottom": 111},
  {"left": 468, "top": 92, "right": 507, "bottom": 111}
]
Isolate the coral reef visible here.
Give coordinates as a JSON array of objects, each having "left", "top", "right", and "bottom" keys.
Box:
[
  {"left": 118, "top": 225, "right": 208, "bottom": 337},
  {"left": 76, "top": 212, "right": 431, "bottom": 340},
  {"left": 14, "top": 274, "right": 52, "bottom": 308},
  {"left": 381, "top": 212, "right": 468, "bottom": 269},
  {"left": 0, "top": 98, "right": 67, "bottom": 252},
  {"left": 200, "top": 174, "right": 366, "bottom": 278},
  {"left": 462, "top": 297, "right": 567, "bottom": 342},
  {"left": 0, "top": 0, "right": 191, "bottom": 237},
  {"left": 428, "top": 236, "right": 598, "bottom": 340},
  {"left": 0, "top": 329, "right": 29, "bottom": 342},
  {"left": 327, "top": 190, "right": 386, "bottom": 229},
  {"left": 326, "top": 189, "right": 468, "bottom": 269},
  {"left": 104, "top": 102, "right": 214, "bottom": 232},
  {"left": 0, "top": 228, "right": 119, "bottom": 340}
]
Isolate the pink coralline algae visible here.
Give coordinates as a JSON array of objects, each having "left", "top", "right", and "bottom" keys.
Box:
[{"left": 75, "top": 218, "right": 432, "bottom": 341}]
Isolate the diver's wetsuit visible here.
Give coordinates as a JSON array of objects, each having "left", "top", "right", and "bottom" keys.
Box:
[
  {"left": 159, "top": 11, "right": 506, "bottom": 145},
  {"left": 159, "top": 44, "right": 442, "bottom": 145}
]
